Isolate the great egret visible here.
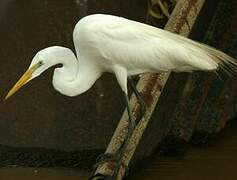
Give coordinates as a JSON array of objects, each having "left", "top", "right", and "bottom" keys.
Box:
[{"left": 5, "top": 14, "right": 237, "bottom": 179}]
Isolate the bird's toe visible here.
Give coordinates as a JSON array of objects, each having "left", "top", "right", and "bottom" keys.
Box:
[{"left": 88, "top": 173, "right": 114, "bottom": 180}]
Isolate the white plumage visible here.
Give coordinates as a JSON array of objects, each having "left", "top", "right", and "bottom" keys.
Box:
[
  {"left": 6, "top": 14, "right": 237, "bottom": 99},
  {"left": 74, "top": 14, "right": 236, "bottom": 74}
]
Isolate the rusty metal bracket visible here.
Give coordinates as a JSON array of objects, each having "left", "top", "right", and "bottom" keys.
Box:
[{"left": 93, "top": 0, "right": 206, "bottom": 179}]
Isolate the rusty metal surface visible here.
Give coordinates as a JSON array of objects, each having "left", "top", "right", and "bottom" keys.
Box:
[
  {"left": 193, "top": 0, "right": 237, "bottom": 136},
  {"left": 165, "top": 0, "right": 237, "bottom": 144},
  {"left": 94, "top": 0, "right": 206, "bottom": 179}
]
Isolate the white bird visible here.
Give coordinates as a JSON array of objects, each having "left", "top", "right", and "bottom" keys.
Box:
[{"left": 5, "top": 14, "right": 237, "bottom": 179}]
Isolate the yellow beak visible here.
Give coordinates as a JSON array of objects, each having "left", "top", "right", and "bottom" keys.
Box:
[{"left": 5, "top": 63, "right": 41, "bottom": 100}]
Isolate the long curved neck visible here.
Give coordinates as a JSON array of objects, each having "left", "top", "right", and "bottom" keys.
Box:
[{"left": 47, "top": 46, "right": 101, "bottom": 97}]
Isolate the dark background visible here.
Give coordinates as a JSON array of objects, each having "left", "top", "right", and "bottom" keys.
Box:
[{"left": 0, "top": 0, "right": 147, "bottom": 151}]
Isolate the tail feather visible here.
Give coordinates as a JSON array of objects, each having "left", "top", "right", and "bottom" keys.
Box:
[
  {"left": 157, "top": 28, "right": 237, "bottom": 75},
  {"left": 203, "top": 45, "right": 237, "bottom": 76},
  {"left": 188, "top": 40, "right": 237, "bottom": 76}
]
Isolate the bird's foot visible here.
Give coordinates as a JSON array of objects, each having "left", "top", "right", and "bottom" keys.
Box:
[
  {"left": 90, "top": 152, "right": 129, "bottom": 180},
  {"left": 92, "top": 153, "right": 116, "bottom": 171},
  {"left": 88, "top": 173, "right": 113, "bottom": 180},
  {"left": 89, "top": 153, "right": 115, "bottom": 180},
  {"left": 111, "top": 155, "right": 129, "bottom": 180},
  {"left": 89, "top": 165, "right": 128, "bottom": 180}
]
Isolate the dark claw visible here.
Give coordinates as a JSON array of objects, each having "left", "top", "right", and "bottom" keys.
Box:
[
  {"left": 92, "top": 153, "right": 117, "bottom": 173},
  {"left": 88, "top": 173, "right": 113, "bottom": 180},
  {"left": 96, "top": 153, "right": 116, "bottom": 164},
  {"left": 91, "top": 152, "right": 129, "bottom": 180}
]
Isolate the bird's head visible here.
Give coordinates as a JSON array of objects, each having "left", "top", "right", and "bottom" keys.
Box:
[
  {"left": 4, "top": 49, "right": 57, "bottom": 100},
  {"left": 5, "top": 46, "right": 78, "bottom": 100}
]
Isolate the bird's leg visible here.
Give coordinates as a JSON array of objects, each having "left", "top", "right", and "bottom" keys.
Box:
[
  {"left": 91, "top": 82, "right": 147, "bottom": 179},
  {"left": 149, "top": 0, "right": 171, "bottom": 19},
  {"left": 110, "top": 92, "right": 136, "bottom": 180},
  {"left": 128, "top": 76, "right": 147, "bottom": 120},
  {"left": 111, "top": 75, "right": 146, "bottom": 179},
  {"left": 157, "top": 0, "right": 170, "bottom": 18},
  {"left": 90, "top": 67, "right": 135, "bottom": 180},
  {"left": 89, "top": 173, "right": 114, "bottom": 180},
  {"left": 90, "top": 92, "right": 136, "bottom": 180}
]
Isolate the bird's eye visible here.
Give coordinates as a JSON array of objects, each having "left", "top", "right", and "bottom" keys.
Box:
[{"left": 38, "top": 61, "right": 43, "bottom": 66}]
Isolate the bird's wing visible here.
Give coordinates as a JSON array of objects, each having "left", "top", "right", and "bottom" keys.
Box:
[{"left": 94, "top": 16, "right": 236, "bottom": 75}]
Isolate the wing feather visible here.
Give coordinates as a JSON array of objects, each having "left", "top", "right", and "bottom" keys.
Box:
[{"left": 77, "top": 14, "right": 237, "bottom": 75}]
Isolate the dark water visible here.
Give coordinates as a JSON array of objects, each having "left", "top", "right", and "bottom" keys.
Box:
[
  {"left": 1, "top": 121, "right": 237, "bottom": 180},
  {"left": 132, "top": 122, "right": 237, "bottom": 180},
  {"left": 0, "top": 167, "right": 89, "bottom": 180}
]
